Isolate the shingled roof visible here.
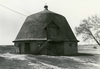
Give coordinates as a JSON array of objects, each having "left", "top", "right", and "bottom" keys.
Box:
[{"left": 14, "top": 5, "right": 78, "bottom": 42}]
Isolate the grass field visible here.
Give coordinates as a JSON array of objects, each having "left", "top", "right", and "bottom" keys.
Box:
[{"left": 0, "top": 45, "right": 100, "bottom": 69}]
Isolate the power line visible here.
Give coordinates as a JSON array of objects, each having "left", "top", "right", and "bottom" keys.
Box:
[
  {"left": 0, "top": 3, "right": 28, "bottom": 16},
  {"left": 6, "top": 1, "right": 31, "bottom": 14}
]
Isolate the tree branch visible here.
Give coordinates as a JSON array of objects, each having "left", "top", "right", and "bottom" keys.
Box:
[{"left": 88, "top": 28, "right": 100, "bottom": 46}]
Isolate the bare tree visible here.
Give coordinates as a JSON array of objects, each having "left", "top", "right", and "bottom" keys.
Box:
[{"left": 75, "top": 15, "right": 100, "bottom": 46}]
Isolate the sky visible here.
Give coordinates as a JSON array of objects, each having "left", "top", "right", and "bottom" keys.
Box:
[{"left": 0, "top": 0, "right": 100, "bottom": 45}]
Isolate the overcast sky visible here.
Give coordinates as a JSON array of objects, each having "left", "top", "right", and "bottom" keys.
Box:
[{"left": 0, "top": 0, "right": 100, "bottom": 45}]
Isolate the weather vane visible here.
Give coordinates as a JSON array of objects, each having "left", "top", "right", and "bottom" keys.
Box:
[{"left": 44, "top": 3, "right": 48, "bottom": 10}]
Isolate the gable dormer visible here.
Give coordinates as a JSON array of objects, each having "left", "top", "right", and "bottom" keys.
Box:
[
  {"left": 46, "top": 21, "right": 59, "bottom": 28},
  {"left": 45, "top": 21, "right": 59, "bottom": 39}
]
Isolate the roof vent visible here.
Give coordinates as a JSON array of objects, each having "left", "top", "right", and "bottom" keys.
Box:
[{"left": 44, "top": 5, "right": 48, "bottom": 10}]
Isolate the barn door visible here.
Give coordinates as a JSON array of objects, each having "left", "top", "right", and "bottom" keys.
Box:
[
  {"left": 47, "top": 42, "right": 64, "bottom": 56},
  {"left": 25, "top": 43, "right": 30, "bottom": 54},
  {"left": 47, "top": 42, "right": 57, "bottom": 55},
  {"left": 56, "top": 42, "right": 64, "bottom": 55}
]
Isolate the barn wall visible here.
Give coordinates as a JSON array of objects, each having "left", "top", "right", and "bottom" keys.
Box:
[
  {"left": 15, "top": 41, "right": 78, "bottom": 55},
  {"left": 15, "top": 40, "right": 47, "bottom": 54},
  {"left": 30, "top": 41, "right": 37, "bottom": 54},
  {"left": 30, "top": 40, "right": 46, "bottom": 54},
  {"left": 14, "top": 42, "right": 19, "bottom": 53},
  {"left": 47, "top": 41, "right": 64, "bottom": 56},
  {"left": 14, "top": 42, "right": 25, "bottom": 54},
  {"left": 64, "top": 42, "right": 78, "bottom": 55},
  {"left": 38, "top": 46, "right": 47, "bottom": 55},
  {"left": 20, "top": 42, "right": 25, "bottom": 54}
]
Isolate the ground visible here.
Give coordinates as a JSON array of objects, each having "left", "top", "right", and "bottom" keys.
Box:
[{"left": 0, "top": 45, "right": 100, "bottom": 69}]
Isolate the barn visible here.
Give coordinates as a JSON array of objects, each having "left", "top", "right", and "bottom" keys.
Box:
[{"left": 13, "top": 5, "right": 79, "bottom": 55}]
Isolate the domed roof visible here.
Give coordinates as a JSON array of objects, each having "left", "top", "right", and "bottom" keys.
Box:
[{"left": 14, "top": 5, "right": 78, "bottom": 42}]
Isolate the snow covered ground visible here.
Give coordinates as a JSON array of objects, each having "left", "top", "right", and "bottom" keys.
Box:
[
  {"left": 78, "top": 44, "right": 100, "bottom": 54},
  {"left": 0, "top": 45, "right": 100, "bottom": 69},
  {"left": 0, "top": 53, "right": 100, "bottom": 69}
]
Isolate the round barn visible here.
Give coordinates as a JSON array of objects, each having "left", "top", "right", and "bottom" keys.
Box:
[{"left": 13, "top": 5, "right": 79, "bottom": 55}]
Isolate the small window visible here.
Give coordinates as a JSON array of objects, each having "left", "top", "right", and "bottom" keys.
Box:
[{"left": 69, "top": 43, "right": 72, "bottom": 47}]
